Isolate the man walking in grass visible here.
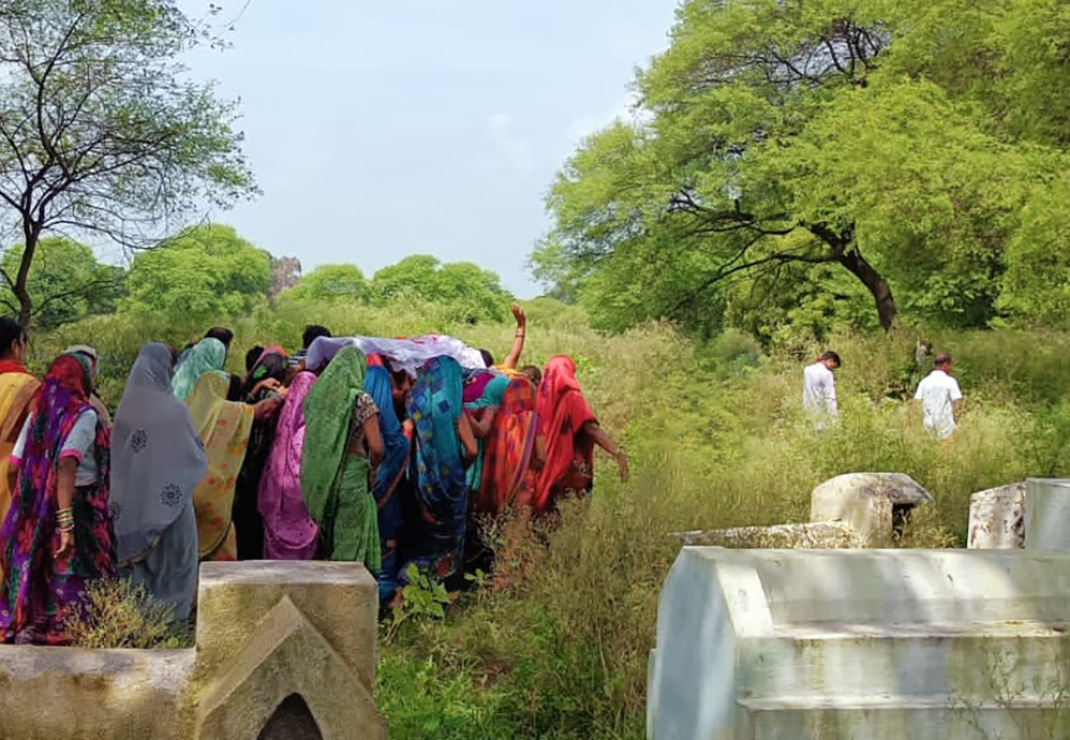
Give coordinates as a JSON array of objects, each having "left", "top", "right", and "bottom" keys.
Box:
[
  {"left": 914, "top": 353, "right": 963, "bottom": 441},
  {"left": 803, "top": 351, "right": 841, "bottom": 429}
]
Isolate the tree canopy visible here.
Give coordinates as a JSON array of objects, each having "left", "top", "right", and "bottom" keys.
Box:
[
  {"left": 286, "top": 264, "right": 369, "bottom": 303},
  {"left": 121, "top": 224, "right": 271, "bottom": 320},
  {"left": 537, "top": 0, "right": 1070, "bottom": 338},
  {"left": 370, "top": 255, "right": 511, "bottom": 323},
  {"left": 0, "top": 0, "right": 255, "bottom": 324}
]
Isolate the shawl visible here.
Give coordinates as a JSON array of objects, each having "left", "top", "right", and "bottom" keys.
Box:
[
  {"left": 259, "top": 371, "right": 319, "bottom": 559},
  {"left": 408, "top": 357, "right": 467, "bottom": 514},
  {"left": 300, "top": 346, "right": 367, "bottom": 526},
  {"left": 306, "top": 334, "right": 486, "bottom": 375},
  {"left": 365, "top": 354, "right": 411, "bottom": 507},
  {"left": 187, "top": 371, "right": 254, "bottom": 559},
  {"left": 476, "top": 377, "right": 539, "bottom": 514},
  {"left": 172, "top": 338, "right": 226, "bottom": 401},
  {"left": 534, "top": 355, "right": 597, "bottom": 514},
  {"left": 464, "top": 375, "right": 510, "bottom": 492},
  {"left": 0, "top": 362, "right": 40, "bottom": 523},
  {"left": 111, "top": 344, "right": 208, "bottom": 563}
]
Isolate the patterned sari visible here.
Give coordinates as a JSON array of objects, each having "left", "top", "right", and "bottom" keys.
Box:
[
  {"left": 365, "top": 354, "right": 412, "bottom": 602},
  {"left": 187, "top": 372, "right": 254, "bottom": 561},
  {"left": 0, "top": 354, "right": 113, "bottom": 645},
  {"left": 476, "top": 377, "right": 539, "bottom": 515},
  {"left": 534, "top": 356, "right": 598, "bottom": 516},
  {"left": 0, "top": 361, "right": 40, "bottom": 524},
  {"left": 259, "top": 371, "right": 319, "bottom": 560},
  {"left": 301, "top": 347, "right": 380, "bottom": 572},
  {"left": 399, "top": 357, "right": 468, "bottom": 583}
]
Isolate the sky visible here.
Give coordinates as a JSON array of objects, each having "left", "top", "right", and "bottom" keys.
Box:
[{"left": 176, "top": 0, "right": 680, "bottom": 297}]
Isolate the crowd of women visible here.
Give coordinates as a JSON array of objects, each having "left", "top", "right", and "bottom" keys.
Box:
[{"left": 0, "top": 306, "right": 628, "bottom": 644}]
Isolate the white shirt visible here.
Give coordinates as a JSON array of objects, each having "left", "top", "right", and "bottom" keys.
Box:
[
  {"left": 803, "top": 362, "right": 838, "bottom": 424},
  {"left": 12, "top": 409, "right": 100, "bottom": 486},
  {"left": 914, "top": 370, "right": 962, "bottom": 440}
]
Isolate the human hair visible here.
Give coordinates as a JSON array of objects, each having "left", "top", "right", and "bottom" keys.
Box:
[
  {"left": 226, "top": 372, "right": 244, "bottom": 402},
  {"left": 205, "top": 327, "right": 234, "bottom": 349},
  {"left": 520, "top": 364, "right": 542, "bottom": 387},
  {"left": 820, "top": 351, "right": 842, "bottom": 368},
  {"left": 302, "top": 325, "right": 331, "bottom": 350},
  {"left": 935, "top": 353, "right": 953, "bottom": 368},
  {"left": 478, "top": 348, "right": 494, "bottom": 368},
  {"left": 245, "top": 345, "right": 265, "bottom": 374},
  {"left": 0, "top": 317, "right": 26, "bottom": 359}
]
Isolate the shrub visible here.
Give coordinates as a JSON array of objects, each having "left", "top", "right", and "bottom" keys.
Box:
[{"left": 64, "top": 578, "right": 191, "bottom": 650}]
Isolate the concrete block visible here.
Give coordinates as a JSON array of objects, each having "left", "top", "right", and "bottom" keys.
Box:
[
  {"left": 968, "top": 482, "right": 1025, "bottom": 549},
  {"left": 810, "top": 472, "right": 934, "bottom": 546},
  {"left": 1025, "top": 478, "right": 1070, "bottom": 550},
  {"left": 673, "top": 521, "right": 857, "bottom": 549},
  {"left": 648, "top": 548, "right": 1070, "bottom": 740}
]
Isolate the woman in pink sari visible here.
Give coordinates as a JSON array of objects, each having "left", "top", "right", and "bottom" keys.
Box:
[{"left": 258, "top": 371, "right": 319, "bottom": 560}]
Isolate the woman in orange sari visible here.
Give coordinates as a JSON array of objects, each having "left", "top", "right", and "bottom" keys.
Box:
[
  {"left": 186, "top": 371, "right": 254, "bottom": 562},
  {"left": 0, "top": 319, "right": 39, "bottom": 524}
]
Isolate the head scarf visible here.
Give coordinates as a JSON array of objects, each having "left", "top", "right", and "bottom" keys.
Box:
[
  {"left": 110, "top": 344, "right": 207, "bottom": 563},
  {"left": 171, "top": 338, "right": 226, "bottom": 401},
  {"left": 300, "top": 346, "right": 367, "bottom": 526},
  {"left": 534, "top": 355, "right": 597, "bottom": 514},
  {"left": 242, "top": 345, "right": 288, "bottom": 399},
  {"left": 365, "top": 354, "right": 411, "bottom": 504},
  {"left": 259, "top": 371, "right": 320, "bottom": 560},
  {"left": 63, "top": 345, "right": 97, "bottom": 366}
]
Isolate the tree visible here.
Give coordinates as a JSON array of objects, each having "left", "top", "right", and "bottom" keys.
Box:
[
  {"left": 370, "top": 255, "right": 511, "bottom": 322},
  {"left": 286, "top": 263, "right": 368, "bottom": 303},
  {"left": 0, "top": 237, "right": 124, "bottom": 328},
  {"left": 0, "top": 0, "right": 256, "bottom": 325},
  {"left": 538, "top": 0, "right": 1055, "bottom": 334},
  {"left": 121, "top": 224, "right": 270, "bottom": 320}
]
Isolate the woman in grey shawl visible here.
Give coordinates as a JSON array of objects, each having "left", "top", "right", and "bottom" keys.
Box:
[{"left": 111, "top": 344, "right": 208, "bottom": 623}]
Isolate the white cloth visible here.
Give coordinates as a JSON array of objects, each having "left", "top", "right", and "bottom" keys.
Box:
[
  {"left": 305, "top": 334, "right": 487, "bottom": 375},
  {"left": 914, "top": 370, "right": 962, "bottom": 440},
  {"left": 803, "top": 362, "right": 838, "bottom": 424},
  {"left": 13, "top": 409, "right": 99, "bottom": 486},
  {"left": 110, "top": 343, "right": 208, "bottom": 562}
]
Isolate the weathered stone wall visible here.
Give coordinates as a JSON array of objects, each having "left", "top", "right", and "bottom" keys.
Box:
[
  {"left": 968, "top": 482, "right": 1025, "bottom": 549},
  {"left": 0, "top": 561, "right": 385, "bottom": 740},
  {"left": 673, "top": 521, "right": 856, "bottom": 549}
]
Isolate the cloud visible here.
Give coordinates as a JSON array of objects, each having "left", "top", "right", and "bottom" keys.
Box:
[
  {"left": 563, "top": 92, "right": 650, "bottom": 149},
  {"left": 487, "top": 113, "right": 535, "bottom": 177}
]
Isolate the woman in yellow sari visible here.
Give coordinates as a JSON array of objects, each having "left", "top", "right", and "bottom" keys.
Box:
[
  {"left": 186, "top": 371, "right": 254, "bottom": 562},
  {"left": 0, "top": 319, "right": 39, "bottom": 523}
]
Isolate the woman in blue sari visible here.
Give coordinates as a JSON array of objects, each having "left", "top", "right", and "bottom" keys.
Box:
[
  {"left": 398, "top": 357, "right": 477, "bottom": 587},
  {"left": 364, "top": 354, "right": 413, "bottom": 605}
]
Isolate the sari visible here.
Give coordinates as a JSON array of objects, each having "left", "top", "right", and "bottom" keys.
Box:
[
  {"left": 187, "top": 372, "right": 254, "bottom": 561},
  {"left": 233, "top": 346, "right": 288, "bottom": 560},
  {"left": 0, "top": 354, "right": 113, "bottom": 644},
  {"left": 465, "top": 375, "right": 511, "bottom": 495},
  {"left": 365, "top": 354, "right": 412, "bottom": 602},
  {"left": 0, "top": 360, "right": 40, "bottom": 524},
  {"left": 399, "top": 357, "right": 468, "bottom": 583},
  {"left": 111, "top": 344, "right": 207, "bottom": 623},
  {"left": 301, "top": 347, "right": 380, "bottom": 571},
  {"left": 533, "top": 356, "right": 597, "bottom": 516},
  {"left": 259, "top": 371, "right": 319, "bottom": 560},
  {"left": 476, "top": 377, "right": 538, "bottom": 515},
  {"left": 172, "top": 338, "right": 226, "bottom": 401}
]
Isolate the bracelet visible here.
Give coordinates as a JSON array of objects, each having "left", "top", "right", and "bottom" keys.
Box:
[
  {"left": 57, "top": 523, "right": 75, "bottom": 534},
  {"left": 56, "top": 507, "right": 74, "bottom": 524}
]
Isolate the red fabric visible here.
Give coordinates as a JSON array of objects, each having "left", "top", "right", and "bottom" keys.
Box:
[
  {"left": 477, "top": 378, "right": 538, "bottom": 515},
  {"left": 533, "top": 356, "right": 597, "bottom": 514},
  {"left": 0, "top": 360, "right": 30, "bottom": 376}
]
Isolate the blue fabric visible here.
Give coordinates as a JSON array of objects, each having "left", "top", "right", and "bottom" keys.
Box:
[
  {"left": 400, "top": 357, "right": 468, "bottom": 583},
  {"left": 364, "top": 363, "right": 411, "bottom": 602}
]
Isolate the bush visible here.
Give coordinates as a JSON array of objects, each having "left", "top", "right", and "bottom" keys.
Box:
[{"left": 64, "top": 578, "right": 191, "bottom": 650}]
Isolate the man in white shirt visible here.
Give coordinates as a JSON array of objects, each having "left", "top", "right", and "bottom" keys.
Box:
[
  {"left": 803, "top": 351, "right": 841, "bottom": 428},
  {"left": 914, "top": 353, "right": 963, "bottom": 441}
]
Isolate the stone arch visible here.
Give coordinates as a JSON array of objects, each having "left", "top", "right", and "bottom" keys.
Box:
[{"left": 257, "top": 693, "right": 324, "bottom": 740}]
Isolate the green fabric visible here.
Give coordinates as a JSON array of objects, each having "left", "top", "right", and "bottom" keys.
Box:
[
  {"left": 300, "top": 346, "right": 379, "bottom": 568},
  {"left": 171, "top": 339, "right": 226, "bottom": 401},
  {"left": 465, "top": 375, "right": 509, "bottom": 491}
]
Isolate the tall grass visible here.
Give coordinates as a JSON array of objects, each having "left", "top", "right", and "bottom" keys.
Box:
[{"left": 27, "top": 300, "right": 1070, "bottom": 738}]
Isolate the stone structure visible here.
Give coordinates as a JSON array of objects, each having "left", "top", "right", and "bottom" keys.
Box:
[
  {"left": 810, "top": 472, "right": 934, "bottom": 546},
  {"left": 647, "top": 548, "right": 1070, "bottom": 740},
  {"left": 1025, "top": 478, "right": 1070, "bottom": 551},
  {"left": 968, "top": 482, "right": 1026, "bottom": 549},
  {"left": 673, "top": 521, "right": 856, "bottom": 549},
  {"left": 0, "top": 561, "right": 385, "bottom": 740}
]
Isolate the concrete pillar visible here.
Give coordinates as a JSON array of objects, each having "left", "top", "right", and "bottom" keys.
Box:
[
  {"left": 968, "top": 483, "right": 1025, "bottom": 549},
  {"left": 1025, "top": 478, "right": 1070, "bottom": 550}
]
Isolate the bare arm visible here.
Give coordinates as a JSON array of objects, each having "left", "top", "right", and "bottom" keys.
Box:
[
  {"left": 581, "top": 420, "right": 629, "bottom": 482},
  {"left": 457, "top": 413, "right": 478, "bottom": 463},
  {"left": 363, "top": 413, "right": 384, "bottom": 467},
  {"left": 55, "top": 457, "right": 77, "bottom": 558},
  {"left": 502, "top": 303, "right": 527, "bottom": 370},
  {"left": 468, "top": 407, "right": 498, "bottom": 439},
  {"left": 532, "top": 432, "right": 547, "bottom": 472}
]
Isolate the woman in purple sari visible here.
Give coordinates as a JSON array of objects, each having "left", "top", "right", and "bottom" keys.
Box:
[
  {"left": 0, "top": 354, "right": 113, "bottom": 644},
  {"left": 258, "top": 371, "right": 319, "bottom": 560}
]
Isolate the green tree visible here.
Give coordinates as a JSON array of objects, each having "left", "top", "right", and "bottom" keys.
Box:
[
  {"left": 121, "top": 224, "right": 270, "bottom": 321},
  {"left": 0, "top": 238, "right": 124, "bottom": 328},
  {"left": 370, "top": 255, "right": 510, "bottom": 322},
  {"left": 0, "top": 0, "right": 256, "bottom": 325},
  {"left": 287, "top": 264, "right": 368, "bottom": 303},
  {"left": 538, "top": 0, "right": 1061, "bottom": 335}
]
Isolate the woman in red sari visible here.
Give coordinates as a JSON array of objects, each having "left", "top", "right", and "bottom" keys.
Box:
[{"left": 533, "top": 356, "right": 628, "bottom": 516}]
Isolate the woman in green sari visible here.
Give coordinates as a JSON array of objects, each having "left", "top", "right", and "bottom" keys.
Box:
[{"left": 300, "top": 347, "right": 384, "bottom": 570}]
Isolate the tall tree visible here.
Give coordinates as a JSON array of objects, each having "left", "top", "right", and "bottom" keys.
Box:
[
  {"left": 287, "top": 263, "right": 368, "bottom": 303},
  {"left": 0, "top": 0, "right": 256, "bottom": 325}
]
